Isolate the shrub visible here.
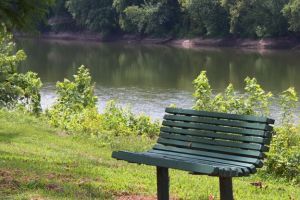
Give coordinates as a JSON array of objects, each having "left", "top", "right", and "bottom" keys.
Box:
[
  {"left": 193, "top": 71, "right": 272, "bottom": 115},
  {"left": 47, "top": 65, "right": 98, "bottom": 132},
  {"left": 0, "top": 25, "right": 42, "bottom": 114},
  {"left": 101, "top": 100, "right": 160, "bottom": 138},
  {"left": 193, "top": 71, "right": 300, "bottom": 183},
  {"left": 265, "top": 88, "right": 300, "bottom": 183},
  {"left": 47, "top": 66, "right": 160, "bottom": 138}
]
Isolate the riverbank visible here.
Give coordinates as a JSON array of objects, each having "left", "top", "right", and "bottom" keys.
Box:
[{"left": 15, "top": 32, "right": 300, "bottom": 50}]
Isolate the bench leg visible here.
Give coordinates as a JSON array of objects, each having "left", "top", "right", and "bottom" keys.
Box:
[
  {"left": 219, "top": 177, "right": 234, "bottom": 200},
  {"left": 157, "top": 167, "right": 169, "bottom": 200}
]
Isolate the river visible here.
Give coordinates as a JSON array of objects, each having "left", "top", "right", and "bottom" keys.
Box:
[{"left": 16, "top": 38, "right": 300, "bottom": 121}]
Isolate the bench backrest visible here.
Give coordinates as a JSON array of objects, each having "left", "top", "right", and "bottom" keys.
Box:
[{"left": 156, "top": 108, "right": 275, "bottom": 168}]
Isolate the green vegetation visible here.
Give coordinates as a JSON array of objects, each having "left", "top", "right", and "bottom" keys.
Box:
[
  {"left": 46, "top": 66, "right": 160, "bottom": 137},
  {"left": 1, "top": 109, "right": 300, "bottom": 199},
  {"left": 38, "top": 0, "right": 300, "bottom": 38},
  {"left": 0, "top": 0, "right": 54, "bottom": 30},
  {"left": 0, "top": 26, "right": 42, "bottom": 114},
  {"left": 193, "top": 71, "right": 300, "bottom": 183}
]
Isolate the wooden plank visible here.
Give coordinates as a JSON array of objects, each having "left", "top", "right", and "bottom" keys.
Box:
[
  {"left": 159, "top": 132, "right": 269, "bottom": 152},
  {"left": 153, "top": 144, "right": 263, "bottom": 167},
  {"left": 146, "top": 151, "right": 253, "bottom": 176},
  {"left": 164, "top": 114, "right": 273, "bottom": 131},
  {"left": 160, "top": 127, "right": 270, "bottom": 144},
  {"left": 163, "top": 121, "right": 266, "bottom": 137},
  {"left": 112, "top": 151, "right": 219, "bottom": 175},
  {"left": 148, "top": 149, "right": 257, "bottom": 172},
  {"left": 157, "top": 138, "right": 263, "bottom": 158},
  {"left": 165, "top": 107, "right": 275, "bottom": 124}
]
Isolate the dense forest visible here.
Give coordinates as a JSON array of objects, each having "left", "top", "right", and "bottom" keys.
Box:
[
  {"left": 39, "top": 0, "right": 300, "bottom": 38},
  {"left": 1, "top": 0, "right": 300, "bottom": 38}
]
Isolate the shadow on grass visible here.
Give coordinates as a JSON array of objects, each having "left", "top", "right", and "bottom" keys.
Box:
[
  {"left": 0, "top": 131, "right": 20, "bottom": 143},
  {"left": 0, "top": 150, "right": 116, "bottom": 199}
]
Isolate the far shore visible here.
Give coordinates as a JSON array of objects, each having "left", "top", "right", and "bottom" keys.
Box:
[{"left": 15, "top": 32, "right": 300, "bottom": 50}]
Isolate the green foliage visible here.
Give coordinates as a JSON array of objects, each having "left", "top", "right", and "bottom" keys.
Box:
[
  {"left": 43, "top": 0, "right": 300, "bottom": 37},
  {"left": 122, "top": 0, "right": 181, "bottom": 35},
  {"left": 47, "top": 65, "right": 160, "bottom": 138},
  {"left": 0, "top": 26, "right": 42, "bottom": 114},
  {"left": 187, "top": 0, "right": 229, "bottom": 36},
  {"left": 66, "top": 0, "right": 117, "bottom": 34},
  {"left": 221, "top": 0, "right": 289, "bottom": 37},
  {"left": 265, "top": 88, "right": 300, "bottom": 183},
  {"left": 282, "top": 0, "right": 300, "bottom": 32},
  {"left": 193, "top": 71, "right": 300, "bottom": 183},
  {"left": 47, "top": 65, "right": 98, "bottom": 131},
  {"left": 0, "top": 0, "right": 54, "bottom": 30},
  {"left": 193, "top": 71, "right": 272, "bottom": 115},
  {"left": 101, "top": 100, "right": 160, "bottom": 137}
]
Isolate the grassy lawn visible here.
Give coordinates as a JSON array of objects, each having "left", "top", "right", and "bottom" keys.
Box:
[{"left": 0, "top": 110, "right": 299, "bottom": 200}]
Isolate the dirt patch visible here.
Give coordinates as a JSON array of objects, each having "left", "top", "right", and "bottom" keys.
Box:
[
  {"left": 0, "top": 169, "right": 21, "bottom": 191},
  {"left": 117, "top": 195, "right": 157, "bottom": 200},
  {"left": 117, "top": 194, "right": 179, "bottom": 200}
]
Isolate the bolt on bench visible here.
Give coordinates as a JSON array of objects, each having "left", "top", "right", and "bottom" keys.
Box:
[{"left": 112, "top": 107, "right": 275, "bottom": 200}]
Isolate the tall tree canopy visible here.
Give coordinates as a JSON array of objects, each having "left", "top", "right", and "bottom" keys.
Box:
[{"left": 0, "top": 0, "right": 54, "bottom": 30}]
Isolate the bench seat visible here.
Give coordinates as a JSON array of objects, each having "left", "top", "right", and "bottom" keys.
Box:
[{"left": 113, "top": 149, "right": 255, "bottom": 177}]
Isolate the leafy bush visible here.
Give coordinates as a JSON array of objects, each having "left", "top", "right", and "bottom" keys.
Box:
[
  {"left": 101, "top": 100, "right": 160, "bottom": 137},
  {"left": 46, "top": 65, "right": 98, "bottom": 132},
  {"left": 193, "top": 71, "right": 300, "bottom": 183},
  {"left": 193, "top": 71, "right": 272, "bottom": 115},
  {"left": 0, "top": 25, "right": 42, "bottom": 114},
  {"left": 265, "top": 88, "right": 300, "bottom": 183},
  {"left": 47, "top": 66, "right": 160, "bottom": 138}
]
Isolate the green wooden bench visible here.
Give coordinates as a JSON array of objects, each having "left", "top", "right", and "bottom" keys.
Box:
[{"left": 112, "top": 107, "right": 275, "bottom": 200}]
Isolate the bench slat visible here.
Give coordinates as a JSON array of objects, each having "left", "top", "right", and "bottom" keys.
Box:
[
  {"left": 165, "top": 107, "right": 275, "bottom": 124},
  {"left": 112, "top": 151, "right": 219, "bottom": 175},
  {"left": 157, "top": 138, "right": 263, "bottom": 158},
  {"left": 161, "top": 127, "right": 271, "bottom": 145},
  {"left": 163, "top": 121, "right": 269, "bottom": 137},
  {"left": 145, "top": 152, "right": 244, "bottom": 176},
  {"left": 164, "top": 115, "right": 273, "bottom": 131},
  {"left": 148, "top": 150, "right": 257, "bottom": 173},
  {"left": 160, "top": 132, "right": 269, "bottom": 151},
  {"left": 153, "top": 144, "right": 263, "bottom": 167}
]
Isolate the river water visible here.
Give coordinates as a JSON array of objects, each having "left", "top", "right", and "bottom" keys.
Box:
[{"left": 16, "top": 38, "right": 300, "bottom": 121}]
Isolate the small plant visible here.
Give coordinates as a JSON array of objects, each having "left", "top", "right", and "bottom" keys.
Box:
[{"left": 47, "top": 65, "right": 98, "bottom": 132}]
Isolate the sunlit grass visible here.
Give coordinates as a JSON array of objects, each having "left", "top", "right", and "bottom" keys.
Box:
[{"left": 0, "top": 110, "right": 299, "bottom": 199}]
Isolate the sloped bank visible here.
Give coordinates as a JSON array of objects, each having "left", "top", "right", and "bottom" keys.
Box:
[{"left": 15, "top": 32, "right": 300, "bottom": 50}]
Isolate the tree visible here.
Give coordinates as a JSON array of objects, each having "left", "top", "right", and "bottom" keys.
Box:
[
  {"left": 282, "top": 0, "right": 300, "bottom": 32},
  {"left": 221, "top": 0, "right": 288, "bottom": 37},
  {"left": 0, "top": 25, "right": 42, "bottom": 113},
  {"left": 187, "top": 0, "right": 229, "bottom": 36},
  {"left": 0, "top": 0, "right": 54, "bottom": 30},
  {"left": 122, "top": 0, "right": 181, "bottom": 35},
  {"left": 66, "top": 0, "right": 118, "bottom": 34}
]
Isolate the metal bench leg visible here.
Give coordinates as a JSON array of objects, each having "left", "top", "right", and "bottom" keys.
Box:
[
  {"left": 219, "top": 177, "right": 234, "bottom": 200},
  {"left": 157, "top": 167, "right": 169, "bottom": 200}
]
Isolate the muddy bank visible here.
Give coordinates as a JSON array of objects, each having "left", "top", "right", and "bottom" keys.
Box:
[{"left": 15, "top": 32, "right": 300, "bottom": 50}]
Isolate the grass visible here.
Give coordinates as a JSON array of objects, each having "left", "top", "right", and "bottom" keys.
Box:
[{"left": 0, "top": 110, "right": 299, "bottom": 200}]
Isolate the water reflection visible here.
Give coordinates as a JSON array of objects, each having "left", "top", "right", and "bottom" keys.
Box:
[{"left": 16, "top": 39, "right": 300, "bottom": 119}]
